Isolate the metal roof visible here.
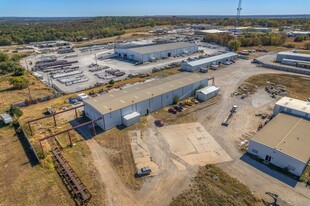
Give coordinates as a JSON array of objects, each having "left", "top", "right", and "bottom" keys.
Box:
[
  {"left": 282, "top": 59, "right": 310, "bottom": 65},
  {"left": 276, "top": 97, "right": 310, "bottom": 115},
  {"left": 127, "top": 42, "right": 196, "bottom": 55},
  {"left": 251, "top": 113, "right": 310, "bottom": 163},
  {"left": 196, "top": 29, "right": 227, "bottom": 34},
  {"left": 84, "top": 73, "right": 208, "bottom": 115},
  {"left": 185, "top": 52, "right": 237, "bottom": 67},
  {"left": 197, "top": 86, "right": 220, "bottom": 95},
  {"left": 278, "top": 52, "right": 310, "bottom": 59}
]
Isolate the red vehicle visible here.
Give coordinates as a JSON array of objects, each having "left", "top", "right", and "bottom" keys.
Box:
[
  {"left": 154, "top": 120, "right": 164, "bottom": 127},
  {"left": 230, "top": 60, "right": 236, "bottom": 63},
  {"left": 168, "top": 107, "right": 177, "bottom": 114}
]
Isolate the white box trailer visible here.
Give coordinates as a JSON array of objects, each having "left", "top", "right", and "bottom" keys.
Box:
[
  {"left": 196, "top": 86, "right": 220, "bottom": 101},
  {"left": 122, "top": 112, "right": 141, "bottom": 127},
  {"left": 0, "top": 113, "right": 12, "bottom": 124}
]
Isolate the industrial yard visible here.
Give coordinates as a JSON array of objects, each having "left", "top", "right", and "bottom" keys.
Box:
[
  {"left": 1, "top": 1, "right": 310, "bottom": 206},
  {"left": 21, "top": 37, "right": 227, "bottom": 93},
  {"left": 4, "top": 57, "right": 307, "bottom": 206}
]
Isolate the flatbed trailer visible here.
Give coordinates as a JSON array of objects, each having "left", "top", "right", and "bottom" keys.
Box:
[{"left": 222, "top": 105, "right": 238, "bottom": 126}]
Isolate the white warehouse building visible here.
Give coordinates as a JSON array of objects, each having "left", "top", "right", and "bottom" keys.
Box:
[
  {"left": 273, "top": 97, "right": 310, "bottom": 119},
  {"left": 276, "top": 52, "right": 310, "bottom": 63},
  {"left": 114, "top": 42, "right": 198, "bottom": 63},
  {"left": 247, "top": 113, "right": 310, "bottom": 177},
  {"left": 181, "top": 52, "right": 238, "bottom": 72},
  {"left": 84, "top": 73, "right": 209, "bottom": 130}
]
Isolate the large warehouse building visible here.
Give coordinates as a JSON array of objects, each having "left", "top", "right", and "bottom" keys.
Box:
[
  {"left": 114, "top": 42, "right": 198, "bottom": 63},
  {"left": 247, "top": 113, "right": 310, "bottom": 176},
  {"left": 273, "top": 97, "right": 310, "bottom": 118},
  {"left": 84, "top": 73, "right": 209, "bottom": 130},
  {"left": 181, "top": 52, "right": 238, "bottom": 72},
  {"left": 276, "top": 52, "right": 310, "bottom": 63}
]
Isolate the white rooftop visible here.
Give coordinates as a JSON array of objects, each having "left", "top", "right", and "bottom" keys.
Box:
[
  {"left": 278, "top": 51, "right": 310, "bottom": 58},
  {"left": 196, "top": 29, "right": 227, "bottom": 34},
  {"left": 197, "top": 86, "right": 220, "bottom": 95},
  {"left": 185, "top": 52, "right": 237, "bottom": 67},
  {"left": 276, "top": 97, "right": 310, "bottom": 115},
  {"left": 123, "top": 112, "right": 141, "bottom": 120}
]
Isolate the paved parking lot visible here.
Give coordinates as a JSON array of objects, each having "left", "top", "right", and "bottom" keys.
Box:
[{"left": 22, "top": 38, "right": 227, "bottom": 93}]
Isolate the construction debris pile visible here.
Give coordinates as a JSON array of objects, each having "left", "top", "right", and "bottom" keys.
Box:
[
  {"left": 231, "top": 82, "right": 258, "bottom": 99},
  {"left": 264, "top": 82, "right": 287, "bottom": 98}
]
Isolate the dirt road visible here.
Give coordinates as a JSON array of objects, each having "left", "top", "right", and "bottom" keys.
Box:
[
  {"left": 87, "top": 58, "right": 310, "bottom": 206},
  {"left": 86, "top": 140, "right": 138, "bottom": 206},
  {"left": 87, "top": 116, "right": 196, "bottom": 206},
  {"left": 196, "top": 59, "right": 310, "bottom": 205}
]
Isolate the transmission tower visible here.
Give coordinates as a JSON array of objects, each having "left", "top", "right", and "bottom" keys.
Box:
[{"left": 235, "top": 0, "right": 242, "bottom": 32}]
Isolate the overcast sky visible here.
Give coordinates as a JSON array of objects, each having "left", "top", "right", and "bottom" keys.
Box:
[{"left": 0, "top": 0, "right": 309, "bottom": 17}]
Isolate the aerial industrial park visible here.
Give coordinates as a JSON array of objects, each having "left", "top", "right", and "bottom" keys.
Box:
[{"left": 0, "top": 0, "right": 310, "bottom": 206}]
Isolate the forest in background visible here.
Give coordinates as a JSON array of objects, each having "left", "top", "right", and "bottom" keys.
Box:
[{"left": 0, "top": 16, "right": 309, "bottom": 46}]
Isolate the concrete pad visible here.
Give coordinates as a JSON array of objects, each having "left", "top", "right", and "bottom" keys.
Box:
[
  {"left": 158, "top": 122, "right": 232, "bottom": 166},
  {"left": 128, "top": 130, "right": 159, "bottom": 175}
]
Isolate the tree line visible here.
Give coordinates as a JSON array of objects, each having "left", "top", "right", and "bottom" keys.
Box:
[
  {"left": 203, "top": 32, "right": 288, "bottom": 51},
  {"left": 0, "top": 16, "right": 309, "bottom": 46}
]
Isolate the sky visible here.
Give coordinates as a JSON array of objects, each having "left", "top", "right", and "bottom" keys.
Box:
[{"left": 0, "top": 0, "right": 309, "bottom": 17}]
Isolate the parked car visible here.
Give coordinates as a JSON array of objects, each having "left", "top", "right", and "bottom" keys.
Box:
[
  {"left": 174, "top": 105, "right": 183, "bottom": 112},
  {"left": 230, "top": 60, "right": 236, "bottom": 63},
  {"left": 154, "top": 120, "right": 164, "bottom": 127},
  {"left": 135, "top": 166, "right": 151, "bottom": 178},
  {"left": 77, "top": 93, "right": 90, "bottom": 101},
  {"left": 168, "top": 107, "right": 177, "bottom": 114},
  {"left": 69, "top": 97, "right": 78, "bottom": 104}
]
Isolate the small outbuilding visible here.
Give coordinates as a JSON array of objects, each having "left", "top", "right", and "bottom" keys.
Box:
[
  {"left": 196, "top": 86, "right": 220, "bottom": 102},
  {"left": 122, "top": 112, "right": 141, "bottom": 127},
  {"left": 273, "top": 97, "right": 310, "bottom": 119},
  {"left": 0, "top": 113, "right": 12, "bottom": 125}
]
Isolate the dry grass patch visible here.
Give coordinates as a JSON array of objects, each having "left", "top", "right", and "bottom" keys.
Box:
[
  {"left": 153, "top": 96, "right": 219, "bottom": 125},
  {"left": 0, "top": 70, "right": 55, "bottom": 113},
  {"left": 245, "top": 73, "right": 310, "bottom": 100},
  {"left": 0, "top": 126, "right": 73, "bottom": 206},
  {"left": 94, "top": 118, "right": 147, "bottom": 190},
  {"left": 170, "top": 165, "right": 262, "bottom": 206}
]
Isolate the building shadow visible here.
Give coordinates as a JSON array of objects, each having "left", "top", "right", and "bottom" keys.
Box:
[
  {"left": 69, "top": 117, "right": 104, "bottom": 140},
  {"left": 240, "top": 154, "right": 298, "bottom": 187},
  {"left": 15, "top": 127, "right": 40, "bottom": 167}
]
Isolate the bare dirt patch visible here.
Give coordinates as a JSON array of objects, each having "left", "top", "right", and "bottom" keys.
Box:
[{"left": 128, "top": 130, "right": 159, "bottom": 175}]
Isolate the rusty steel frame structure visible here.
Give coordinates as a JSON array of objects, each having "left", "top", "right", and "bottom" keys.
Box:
[
  {"left": 39, "top": 117, "right": 102, "bottom": 156},
  {"left": 52, "top": 148, "right": 92, "bottom": 205},
  {"left": 27, "top": 104, "right": 84, "bottom": 136}
]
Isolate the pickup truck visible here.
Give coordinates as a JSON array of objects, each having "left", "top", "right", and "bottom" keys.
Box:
[{"left": 135, "top": 166, "right": 151, "bottom": 178}]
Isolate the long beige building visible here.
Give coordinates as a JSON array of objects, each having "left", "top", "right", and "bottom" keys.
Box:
[{"left": 84, "top": 73, "right": 209, "bottom": 130}]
